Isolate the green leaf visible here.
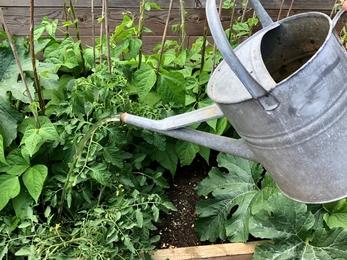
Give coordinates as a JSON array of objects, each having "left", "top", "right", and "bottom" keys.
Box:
[
  {"left": 145, "top": 2, "right": 162, "bottom": 10},
  {"left": 135, "top": 209, "right": 144, "bottom": 228},
  {"left": 0, "top": 135, "right": 7, "bottom": 164},
  {"left": 0, "top": 174, "right": 20, "bottom": 211},
  {"left": 152, "top": 205, "right": 160, "bottom": 222},
  {"left": 12, "top": 189, "right": 34, "bottom": 219},
  {"left": 89, "top": 163, "right": 112, "bottom": 186},
  {"left": 0, "top": 148, "right": 30, "bottom": 175},
  {"left": 20, "top": 125, "right": 44, "bottom": 157},
  {"left": 20, "top": 116, "right": 60, "bottom": 156},
  {"left": 0, "top": 41, "right": 35, "bottom": 103},
  {"left": 22, "top": 165, "right": 48, "bottom": 203},
  {"left": 154, "top": 143, "right": 178, "bottom": 176},
  {"left": 124, "top": 235, "right": 136, "bottom": 253},
  {"left": 250, "top": 193, "right": 314, "bottom": 241},
  {"left": 158, "top": 72, "right": 185, "bottom": 105},
  {"left": 134, "top": 67, "right": 156, "bottom": 101},
  {"left": 175, "top": 140, "right": 199, "bottom": 166},
  {"left": 195, "top": 153, "right": 262, "bottom": 242},
  {"left": 323, "top": 199, "right": 347, "bottom": 229},
  {"left": 0, "top": 96, "right": 23, "bottom": 147},
  {"left": 0, "top": 245, "right": 8, "bottom": 259},
  {"left": 253, "top": 228, "right": 347, "bottom": 259},
  {"left": 15, "top": 245, "right": 35, "bottom": 256}
]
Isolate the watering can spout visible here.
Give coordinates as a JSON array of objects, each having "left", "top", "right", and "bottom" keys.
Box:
[{"left": 120, "top": 105, "right": 258, "bottom": 162}]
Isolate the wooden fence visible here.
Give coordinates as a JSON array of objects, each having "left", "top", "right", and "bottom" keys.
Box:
[{"left": 0, "top": 0, "right": 344, "bottom": 53}]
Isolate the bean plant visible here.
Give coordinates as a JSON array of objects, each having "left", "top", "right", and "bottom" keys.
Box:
[{"left": 0, "top": 1, "right": 257, "bottom": 258}]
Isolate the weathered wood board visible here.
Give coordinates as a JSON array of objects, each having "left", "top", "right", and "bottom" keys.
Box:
[
  {"left": 150, "top": 241, "right": 265, "bottom": 260},
  {"left": 0, "top": 0, "right": 344, "bottom": 53}
]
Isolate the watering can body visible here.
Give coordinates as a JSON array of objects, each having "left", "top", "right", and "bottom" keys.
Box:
[{"left": 122, "top": 0, "right": 347, "bottom": 204}]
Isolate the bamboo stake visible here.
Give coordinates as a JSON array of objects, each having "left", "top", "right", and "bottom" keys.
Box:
[
  {"left": 212, "top": 0, "right": 224, "bottom": 72},
  {"left": 30, "top": 0, "right": 45, "bottom": 115},
  {"left": 99, "top": 1, "right": 105, "bottom": 64},
  {"left": 69, "top": 0, "right": 86, "bottom": 76},
  {"left": 277, "top": 0, "right": 286, "bottom": 21},
  {"left": 104, "top": 0, "right": 111, "bottom": 73},
  {"left": 137, "top": 0, "right": 146, "bottom": 69},
  {"left": 0, "top": 8, "right": 40, "bottom": 127},
  {"left": 286, "top": 0, "right": 295, "bottom": 17},
  {"left": 241, "top": 0, "right": 249, "bottom": 23},
  {"left": 156, "top": 0, "right": 174, "bottom": 75},
  {"left": 91, "top": 0, "right": 96, "bottom": 68}
]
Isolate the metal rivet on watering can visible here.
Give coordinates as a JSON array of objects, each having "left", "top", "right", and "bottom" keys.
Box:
[{"left": 122, "top": 0, "right": 347, "bottom": 204}]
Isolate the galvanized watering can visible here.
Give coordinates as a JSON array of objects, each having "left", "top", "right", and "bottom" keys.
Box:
[{"left": 121, "top": 0, "right": 347, "bottom": 204}]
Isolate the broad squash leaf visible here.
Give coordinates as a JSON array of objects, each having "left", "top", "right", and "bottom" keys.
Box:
[
  {"left": 195, "top": 153, "right": 267, "bottom": 242},
  {"left": 250, "top": 193, "right": 347, "bottom": 259}
]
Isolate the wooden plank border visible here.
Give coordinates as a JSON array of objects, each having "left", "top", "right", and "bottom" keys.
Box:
[{"left": 150, "top": 241, "right": 266, "bottom": 260}]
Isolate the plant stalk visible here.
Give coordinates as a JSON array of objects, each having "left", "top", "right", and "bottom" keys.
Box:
[
  {"left": 156, "top": 0, "right": 174, "bottom": 75},
  {"left": 30, "top": 0, "right": 45, "bottom": 115},
  {"left": 0, "top": 8, "right": 40, "bottom": 128},
  {"left": 179, "top": 0, "right": 187, "bottom": 51},
  {"left": 137, "top": 0, "right": 146, "bottom": 69},
  {"left": 69, "top": 0, "right": 87, "bottom": 76},
  {"left": 57, "top": 116, "right": 121, "bottom": 219},
  {"left": 63, "top": 0, "right": 70, "bottom": 36}
]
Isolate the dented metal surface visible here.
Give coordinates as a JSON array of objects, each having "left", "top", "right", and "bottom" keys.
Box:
[{"left": 121, "top": 0, "right": 347, "bottom": 203}]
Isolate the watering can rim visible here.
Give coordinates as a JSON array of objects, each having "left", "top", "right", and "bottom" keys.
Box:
[{"left": 207, "top": 11, "right": 343, "bottom": 105}]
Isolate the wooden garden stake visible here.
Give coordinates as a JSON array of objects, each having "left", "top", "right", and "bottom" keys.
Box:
[
  {"left": 0, "top": 8, "right": 40, "bottom": 128},
  {"left": 30, "top": 0, "right": 45, "bottom": 115},
  {"left": 156, "top": 0, "right": 174, "bottom": 76}
]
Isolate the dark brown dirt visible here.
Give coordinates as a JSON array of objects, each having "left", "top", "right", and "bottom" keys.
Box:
[{"left": 154, "top": 153, "right": 217, "bottom": 249}]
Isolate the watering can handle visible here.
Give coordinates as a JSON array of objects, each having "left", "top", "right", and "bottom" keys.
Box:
[
  {"left": 206, "top": 0, "right": 280, "bottom": 111},
  {"left": 332, "top": 8, "right": 346, "bottom": 28}
]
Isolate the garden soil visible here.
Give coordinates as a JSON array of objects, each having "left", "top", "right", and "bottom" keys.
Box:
[{"left": 153, "top": 152, "right": 218, "bottom": 249}]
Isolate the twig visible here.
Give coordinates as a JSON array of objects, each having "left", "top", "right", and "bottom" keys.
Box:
[
  {"left": 99, "top": 1, "right": 105, "bottom": 64},
  {"left": 241, "top": 0, "right": 249, "bottom": 22},
  {"left": 104, "top": 0, "right": 111, "bottom": 73},
  {"left": 0, "top": 8, "right": 40, "bottom": 128},
  {"left": 200, "top": 19, "right": 208, "bottom": 78},
  {"left": 330, "top": 0, "right": 341, "bottom": 18},
  {"left": 69, "top": 0, "right": 87, "bottom": 75},
  {"left": 228, "top": 0, "right": 236, "bottom": 42},
  {"left": 137, "top": 0, "right": 146, "bottom": 69},
  {"left": 30, "top": 0, "right": 45, "bottom": 115},
  {"left": 212, "top": 0, "right": 224, "bottom": 72},
  {"left": 156, "top": 0, "right": 174, "bottom": 75},
  {"left": 277, "top": 0, "right": 286, "bottom": 21},
  {"left": 286, "top": 0, "right": 295, "bottom": 17},
  {"left": 91, "top": 0, "right": 96, "bottom": 67},
  {"left": 179, "top": 0, "right": 187, "bottom": 50}
]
